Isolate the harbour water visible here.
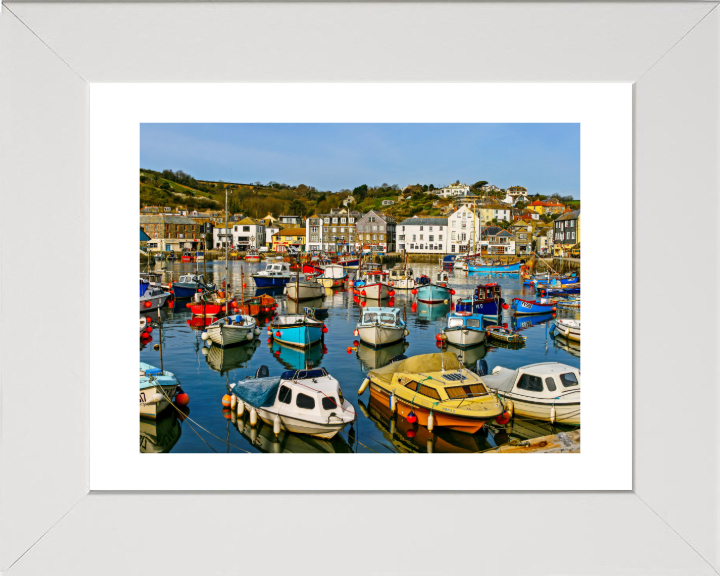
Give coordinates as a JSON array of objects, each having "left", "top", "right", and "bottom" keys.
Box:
[{"left": 140, "top": 260, "right": 580, "bottom": 454}]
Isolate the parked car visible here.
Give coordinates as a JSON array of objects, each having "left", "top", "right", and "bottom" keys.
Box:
[{"left": 259, "top": 246, "right": 269, "bottom": 253}]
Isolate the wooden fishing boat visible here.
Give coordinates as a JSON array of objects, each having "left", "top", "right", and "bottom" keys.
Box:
[
  {"left": 479, "top": 362, "right": 580, "bottom": 425},
  {"left": 171, "top": 273, "right": 215, "bottom": 298},
  {"left": 486, "top": 325, "right": 527, "bottom": 345},
  {"left": 337, "top": 257, "right": 360, "bottom": 270},
  {"left": 269, "top": 314, "right": 325, "bottom": 348},
  {"left": 140, "top": 285, "right": 171, "bottom": 312},
  {"left": 442, "top": 311, "right": 486, "bottom": 348},
  {"left": 229, "top": 367, "right": 355, "bottom": 438},
  {"left": 355, "top": 307, "right": 407, "bottom": 347},
  {"left": 187, "top": 290, "right": 231, "bottom": 316},
  {"left": 181, "top": 251, "right": 196, "bottom": 263},
  {"left": 511, "top": 297, "right": 558, "bottom": 316},
  {"left": 315, "top": 264, "right": 348, "bottom": 288},
  {"left": 236, "top": 294, "right": 277, "bottom": 316},
  {"left": 203, "top": 314, "right": 259, "bottom": 347},
  {"left": 354, "top": 270, "right": 393, "bottom": 300},
  {"left": 359, "top": 352, "right": 505, "bottom": 434},
  {"left": 244, "top": 248, "right": 261, "bottom": 262},
  {"left": 455, "top": 283, "right": 504, "bottom": 317},
  {"left": 554, "top": 318, "right": 581, "bottom": 342},
  {"left": 139, "top": 362, "right": 180, "bottom": 418},
  {"left": 286, "top": 278, "right": 325, "bottom": 301},
  {"left": 387, "top": 265, "right": 416, "bottom": 290},
  {"left": 415, "top": 282, "right": 453, "bottom": 304}
]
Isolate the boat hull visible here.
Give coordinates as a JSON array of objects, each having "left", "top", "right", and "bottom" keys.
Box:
[
  {"left": 498, "top": 392, "right": 580, "bottom": 425},
  {"left": 389, "top": 277, "right": 415, "bottom": 290},
  {"left": 172, "top": 284, "right": 200, "bottom": 298},
  {"left": 274, "top": 325, "right": 324, "bottom": 348},
  {"left": 443, "top": 327, "right": 486, "bottom": 348},
  {"left": 252, "top": 275, "right": 291, "bottom": 288},
  {"left": 356, "top": 283, "right": 390, "bottom": 300},
  {"left": 511, "top": 298, "right": 556, "bottom": 315},
  {"left": 338, "top": 259, "right": 360, "bottom": 269},
  {"left": 357, "top": 325, "right": 405, "bottom": 347},
  {"left": 318, "top": 276, "right": 347, "bottom": 289},
  {"left": 255, "top": 407, "right": 349, "bottom": 439},
  {"left": 554, "top": 320, "right": 581, "bottom": 342},
  {"left": 188, "top": 302, "right": 224, "bottom": 316},
  {"left": 369, "top": 385, "right": 488, "bottom": 434},
  {"left": 139, "top": 383, "right": 178, "bottom": 418},
  {"left": 286, "top": 282, "right": 325, "bottom": 301},
  {"left": 245, "top": 256, "right": 261, "bottom": 262},
  {"left": 207, "top": 323, "right": 257, "bottom": 347},
  {"left": 140, "top": 292, "right": 170, "bottom": 312},
  {"left": 455, "top": 299, "right": 501, "bottom": 317},
  {"left": 416, "top": 284, "right": 451, "bottom": 304},
  {"left": 468, "top": 261, "right": 521, "bottom": 273}
]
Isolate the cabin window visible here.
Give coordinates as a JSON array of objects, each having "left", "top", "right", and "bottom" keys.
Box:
[
  {"left": 296, "top": 393, "right": 316, "bottom": 410},
  {"left": 446, "top": 384, "right": 488, "bottom": 399},
  {"left": 405, "top": 381, "right": 441, "bottom": 400},
  {"left": 278, "top": 385, "right": 292, "bottom": 404},
  {"left": 560, "top": 372, "right": 579, "bottom": 387},
  {"left": 467, "top": 319, "right": 481, "bottom": 328},
  {"left": 517, "top": 374, "right": 544, "bottom": 392},
  {"left": 321, "top": 397, "right": 338, "bottom": 410},
  {"left": 448, "top": 318, "right": 463, "bottom": 328},
  {"left": 363, "top": 313, "right": 377, "bottom": 323},
  {"left": 380, "top": 313, "right": 395, "bottom": 323},
  {"left": 545, "top": 377, "right": 557, "bottom": 392}
]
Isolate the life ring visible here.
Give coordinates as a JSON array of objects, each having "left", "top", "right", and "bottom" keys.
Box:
[{"left": 455, "top": 311, "right": 471, "bottom": 316}]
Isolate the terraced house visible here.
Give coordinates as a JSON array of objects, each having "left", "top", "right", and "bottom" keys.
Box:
[
  {"left": 355, "top": 210, "right": 396, "bottom": 253},
  {"left": 315, "top": 210, "right": 357, "bottom": 252},
  {"left": 397, "top": 216, "right": 448, "bottom": 254},
  {"left": 140, "top": 214, "right": 201, "bottom": 252}
]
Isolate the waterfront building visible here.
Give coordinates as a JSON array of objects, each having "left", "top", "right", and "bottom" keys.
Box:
[
  {"left": 140, "top": 214, "right": 202, "bottom": 252},
  {"left": 211, "top": 217, "right": 265, "bottom": 250},
  {"left": 355, "top": 210, "right": 396, "bottom": 253},
  {"left": 479, "top": 203, "right": 512, "bottom": 224},
  {"left": 397, "top": 216, "right": 448, "bottom": 254},
  {"left": 447, "top": 205, "right": 481, "bottom": 254},
  {"left": 306, "top": 214, "right": 323, "bottom": 253},
  {"left": 553, "top": 209, "right": 581, "bottom": 256},
  {"left": 278, "top": 214, "right": 303, "bottom": 226},
  {"left": 272, "top": 228, "right": 307, "bottom": 252},
  {"left": 316, "top": 210, "right": 357, "bottom": 252},
  {"left": 480, "top": 226, "right": 516, "bottom": 255}
]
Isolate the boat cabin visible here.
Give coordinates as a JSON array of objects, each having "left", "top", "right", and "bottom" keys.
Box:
[
  {"left": 481, "top": 362, "right": 580, "bottom": 401},
  {"left": 257, "top": 262, "right": 292, "bottom": 276},
  {"left": 436, "top": 271, "right": 450, "bottom": 283},
  {"left": 474, "top": 283, "right": 502, "bottom": 301},
  {"left": 360, "top": 271, "right": 389, "bottom": 284},
  {"left": 359, "top": 307, "right": 403, "bottom": 327},
  {"left": 446, "top": 312, "right": 483, "bottom": 330},
  {"left": 177, "top": 274, "right": 207, "bottom": 285},
  {"left": 319, "top": 264, "right": 346, "bottom": 279},
  {"left": 389, "top": 267, "right": 413, "bottom": 280}
]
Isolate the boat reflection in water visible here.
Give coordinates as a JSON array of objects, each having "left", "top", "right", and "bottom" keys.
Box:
[
  {"left": 232, "top": 413, "right": 354, "bottom": 453},
  {"left": 360, "top": 397, "right": 494, "bottom": 454},
  {"left": 415, "top": 301, "right": 450, "bottom": 322},
  {"left": 254, "top": 286, "right": 286, "bottom": 298},
  {"left": 512, "top": 312, "right": 555, "bottom": 331},
  {"left": 204, "top": 340, "right": 260, "bottom": 375},
  {"left": 268, "top": 340, "right": 325, "bottom": 370},
  {"left": 286, "top": 296, "right": 325, "bottom": 315},
  {"left": 356, "top": 341, "right": 409, "bottom": 372},
  {"left": 444, "top": 341, "right": 487, "bottom": 368},
  {"left": 486, "top": 417, "right": 576, "bottom": 448},
  {"left": 186, "top": 315, "right": 216, "bottom": 330},
  {"left": 551, "top": 332, "right": 581, "bottom": 358},
  {"left": 140, "top": 408, "right": 185, "bottom": 453}
]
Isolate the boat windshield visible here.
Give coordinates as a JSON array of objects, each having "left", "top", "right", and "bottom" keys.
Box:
[
  {"left": 448, "top": 318, "right": 464, "bottom": 328},
  {"left": 467, "top": 319, "right": 481, "bottom": 328},
  {"left": 363, "top": 313, "right": 378, "bottom": 323},
  {"left": 380, "top": 313, "right": 396, "bottom": 324},
  {"left": 445, "top": 383, "right": 488, "bottom": 399}
]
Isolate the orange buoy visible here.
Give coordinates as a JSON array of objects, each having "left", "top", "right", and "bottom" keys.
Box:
[
  {"left": 175, "top": 392, "right": 190, "bottom": 406},
  {"left": 495, "top": 411, "right": 511, "bottom": 425},
  {"left": 222, "top": 394, "right": 232, "bottom": 407}
]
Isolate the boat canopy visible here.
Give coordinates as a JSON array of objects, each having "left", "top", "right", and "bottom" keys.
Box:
[
  {"left": 369, "top": 352, "right": 461, "bottom": 386},
  {"left": 280, "top": 368, "right": 328, "bottom": 380},
  {"left": 446, "top": 313, "right": 483, "bottom": 329},
  {"left": 231, "top": 377, "right": 283, "bottom": 408},
  {"left": 319, "top": 265, "right": 346, "bottom": 279},
  {"left": 481, "top": 363, "right": 579, "bottom": 393},
  {"left": 360, "top": 307, "right": 402, "bottom": 326}
]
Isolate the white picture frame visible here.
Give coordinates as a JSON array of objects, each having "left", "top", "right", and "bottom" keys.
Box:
[{"left": 1, "top": 2, "right": 718, "bottom": 574}]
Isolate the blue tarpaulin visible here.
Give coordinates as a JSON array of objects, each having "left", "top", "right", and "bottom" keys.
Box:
[{"left": 231, "top": 377, "right": 282, "bottom": 408}]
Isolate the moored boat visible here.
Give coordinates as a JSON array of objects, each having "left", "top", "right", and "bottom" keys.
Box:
[
  {"left": 181, "top": 251, "right": 196, "bottom": 263},
  {"left": 468, "top": 260, "right": 522, "bottom": 273},
  {"left": 139, "top": 362, "right": 180, "bottom": 418},
  {"left": 203, "top": 314, "right": 259, "bottom": 347},
  {"left": 140, "top": 285, "right": 171, "bottom": 312},
  {"left": 286, "top": 278, "right": 325, "bottom": 301},
  {"left": 229, "top": 367, "right": 355, "bottom": 438},
  {"left": 355, "top": 307, "right": 407, "bottom": 347},
  {"left": 269, "top": 314, "right": 325, "bottom": 348},
  {"left": 171, "top": 273, "right": 215, "bottom": 299},
  {"left": 554, "top": 318, "right": 581, "bottom": 342},
  {"left": 442, "top": 311, "right": 486, "bottom": 348},
  {"left": 354, "top": 270, "right": 393, "bottom": 300},
  {"left": 315, "top": 264, "right": 348, "bottom": 289},
  {"left": 244, "top": 248, "right": 261, "bottom": 262},
  {"left": 455, "top": 282, "right": 504, "bottom": 317},
  {"left": 511, "top": 297, "right": 558, "bottom": 316},
  {"left": 479, "top": 362, "right": 580, "bottom": 425},
  {"left": 252, "top": 262, "right": 293, "bottom": 288},
  {"left": 388, "top": 265, "right": 416, "bottom": 291},
  {"left": 415, "top": 282, "right": 453, "bottom": 304},
  {"left": 486, "top": 325, "right": 526, "bottom": 345},
  {"left": 359, "top": 352, "right": 505, "bottom": 434}
]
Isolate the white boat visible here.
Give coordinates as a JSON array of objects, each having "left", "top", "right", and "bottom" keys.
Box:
[
  {"left": 554, "top": 318, "right": 581, "bottom": 342},
  {"left": 230, "top": 367, "right": 356, "bottom": 438},
  {"left": 139, "top": 362, "right": 180, "bottom": 418},
  {"left": 356, "top": 307, "right": 408, "bottom": 347},
  {"left": 140, "top": 317, "right": 147, "bottom": 333},
  {"left": 315, "top": 264, "right": 348, "bottom": 288},
  {"left": 388, "top": 266, "right": 416, "bottom": 290},
  {"left": 286, "top": 278, "right": 325, "bottom": 301},
  {"left": 204, "top": 314, "right": 259, "bottom": 347},
  {"left": 443, "top": 311, "right": 486, "bottom": 347},
  {"left": 355, "top": 269, "right": 392, "bottom": 299},
  {"left": 140, "top": 285, "right": 171, "bottom": 312},
  {"left": 479, "top": 362, "right": 580, "bottom": 425}
]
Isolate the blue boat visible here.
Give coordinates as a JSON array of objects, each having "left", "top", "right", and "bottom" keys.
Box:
[
  {"left": 538, "top": 286, "right": 580, "bottom": 297},
  {"left": 415, "top": 301, "right": 450, "bottom": 322},
  {"left": 455, "top": 283, "right": 504, "bottom": 317},
  {"left": 442, "top": 311, "right": 486, "bottom": 348},
  {"left": 172, "top": 273, "right": 215, "bottom": 298},
  {"left": 252, "top": 262, "right": 293, "bottom": 288},
  {"left": 140, "top": 278, "right": 150, "bottom": 297},
  {"left": 512, "top": 312, "right": 555, "bottom": 331},
  {"left": 416, "top": 283, "right": 452, "bottom": 304},
  {"left": 442, "top": 254, "right": 458, "bottom": 268},
  {"left": 270, "top": 340, "right": 325, "bottom": 370},
  {"left": 467, "top": 260, "right": 522, "bottom": 273},
  {"left": 337, "top": 258, "right": 360, "bottom": 269},
  {"left": 270, "top": 314, "right": 325, "bottom": 348},
  {"left": 511, "top": 297, "right": 557, "bottom": 316}
]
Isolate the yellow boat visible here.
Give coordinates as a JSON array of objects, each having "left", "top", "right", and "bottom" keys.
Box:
[{"left": 359, "top": 353, "right": 504, "bottom": 434}]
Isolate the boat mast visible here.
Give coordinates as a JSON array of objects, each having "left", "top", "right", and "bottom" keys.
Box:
[{"left": 225, "top": 186, "right": 230, "bottom": 295}]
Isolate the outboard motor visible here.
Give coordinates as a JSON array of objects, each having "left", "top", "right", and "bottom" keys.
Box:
[
  {"left": 474, "top": 359, "right": 489, "bottom": 376},
  {"left": 255, "top": 365, "right": 269, "bottom": 379}
]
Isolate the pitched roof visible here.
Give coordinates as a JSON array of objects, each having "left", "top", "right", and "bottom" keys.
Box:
[
  {"left": 275, "top": 228, "right": 307, "bottom": 236},
  {"left": 497, "top": 230, "right": 513, "bottom": 237},
  {"left": 398, "top": 217, "right": 449, "bottom": 226},
  {"left": 140, "top": 215, "right": 199, "bottom": 225},
  {"left": 237, "top": 216, "right": 258, "bottom": 225},
  {"left": 481, "top": 226, "right": 503, "bottom": 235},
  {"left": 557, "top": 209, "right": 581, "bottom": 221}
]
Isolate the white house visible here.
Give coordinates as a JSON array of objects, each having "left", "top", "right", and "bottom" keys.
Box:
[
  {"left": 507, "top": 186, "right": 530, "bottom": 204},
  {"left": 381, "top": 199, "right": 395, "bottom": 206},
  {"left": 306, "top": 214, "right": 323, "bottom": 253},
  {"left": 397, "top": 217, "right": 448, "bottom": 254},
  {"left": 342, "top": 195, "right": 356, "bottom": 207},
  {"left": 447, "top": 205, "right": 481, "bottom": 254},
  {"left": 213, "top": 217, "right": 265, "bottom": 250},
  {"left": 436, "top": 183, "right": 471, "bottom": 198},
  {"left": 479, "top": 184, "right": 500, "bottom": 193}
]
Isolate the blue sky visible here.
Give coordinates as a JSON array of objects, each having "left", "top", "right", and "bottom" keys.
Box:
[{"left": 140, "top": 123, "right": 580, "bottom": 198}]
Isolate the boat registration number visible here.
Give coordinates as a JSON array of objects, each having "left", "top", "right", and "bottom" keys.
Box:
[
  {"left": 139, "top": 392, "right": 146, "bottom": 403},
  {"left": 520, "top": 301, "right": 533, "bottom": 309}
]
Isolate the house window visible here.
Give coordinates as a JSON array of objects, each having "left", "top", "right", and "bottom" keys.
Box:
[
  {"left": 243, "top": 226, "right": 250, "bottom": 232},
  {"left": 451, "top": 232, "right": 456, "bottom": 240},
  {"left": 439, "top": 235, "right": 443, "bottom": 241},
  {"left": 429, "top": 235, "right": 434, "bottom": 241},
  {"left": 420, "top": 235, "right": 423, "bottom": 240},
  {"left": 452, "top": 221, "right": 456, "bottom": 227}
]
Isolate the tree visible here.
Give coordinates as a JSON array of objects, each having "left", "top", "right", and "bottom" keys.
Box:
[
  {"left": 353, "top": 184, "right": 368, "bottom": 200},
  {"left": 471, "top": 180, "right": 488, "bottom": 190},
  {"left": 428, "top": 184, "right": 435, "bottom": 191},
  {"left": 159, "top": 181, "right": 171, "bottom": 190}
]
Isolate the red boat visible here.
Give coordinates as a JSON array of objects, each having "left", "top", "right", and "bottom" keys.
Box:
[
  {"left": 181, "top": 251, "right": 196, "bottom": 263},
  {"left": 303, "top": 263, "right": 324, "bottom": 275},
  {"left": 236, "top": 294, "right": 278, "bottom": 316},
  {"left": 187, "top": 301, "right": 226, "bottom": 316}
]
